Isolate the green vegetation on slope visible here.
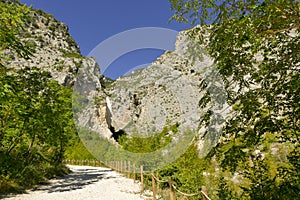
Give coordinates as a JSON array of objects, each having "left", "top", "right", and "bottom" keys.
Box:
[
  {"left": 118, "top": 123, "right": 179, "bottom": 153},
  {"left": 64, "top": 136, "right": 95, "bottom": 161}
]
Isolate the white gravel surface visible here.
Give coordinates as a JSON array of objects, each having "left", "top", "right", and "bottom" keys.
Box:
[{"left": 2, "top": 165, "right": 149, "bottom": 200}]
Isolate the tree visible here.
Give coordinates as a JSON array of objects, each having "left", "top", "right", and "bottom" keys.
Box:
[
  {"left": 0, "top": 1, "right": 77, "bottom": 192},
  {"left": 0, "top": 0, "right": 32, "bottom": 65},
  {"left": 169, "top": 0, "right": 300, "bottom": 198}
]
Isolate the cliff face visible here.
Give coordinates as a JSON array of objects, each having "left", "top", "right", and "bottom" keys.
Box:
[
  {"left": 5, "top": 8, "right": 97, "bottom": 87},
  {"left": 74, "top": 26, "right": 230, "bottom": 156},
  {"left": 6, "top": 5, "right": 229, "bottom": 155},
  {"left": 102, "top": 27, "right": 221, "bottom": 135}
]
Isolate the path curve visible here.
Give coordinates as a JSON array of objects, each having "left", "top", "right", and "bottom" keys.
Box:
[{"left": 3, "top": 165, "right": 148, "bottom": 200}]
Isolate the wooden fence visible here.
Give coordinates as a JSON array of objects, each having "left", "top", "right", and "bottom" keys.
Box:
[{"left": 63, "top": 160, "right": 211, "bottom": 200}]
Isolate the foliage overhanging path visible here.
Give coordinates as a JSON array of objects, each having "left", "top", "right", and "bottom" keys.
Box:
[{"left": 169, "top": 0, "right": 299, "bottom": 199}]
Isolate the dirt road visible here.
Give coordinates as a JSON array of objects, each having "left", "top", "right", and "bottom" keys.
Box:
[{"left": 2, "top": 165, "right": 148, "bottom": 200}]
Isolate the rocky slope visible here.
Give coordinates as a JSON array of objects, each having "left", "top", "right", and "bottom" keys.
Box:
[
  {"left": 6, "top": 4, "right": 229, "bottom": 157},
  {"left": 74, "top": 26, "right": 230, "bottom": 157},
  {"left": 106, "top": 28, "right": 227, "bottom": 134},
  {"left": 5, "top": 7, "right": 99, "bottom": 87}
]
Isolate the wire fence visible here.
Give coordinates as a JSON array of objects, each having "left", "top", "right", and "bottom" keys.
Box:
[{"left": 63, "top": 160, "right": 211, "bottom": 200}]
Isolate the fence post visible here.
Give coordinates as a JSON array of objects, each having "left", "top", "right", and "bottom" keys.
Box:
[
  {"left": 128, "top": 161, "right": 131, "bottom": 178},
  {"left": 201, "top": 186, "right": 208, "bottom": 200},
  {"left": 140, "top": 166, "right": 144, "bottom": 192},
  {"left": 124, "top": 160, "right": 127, "bottom": 174},
  {"left": 121, "top": 161, "right": 123, "bottom": 172},
  {"left": 152, "top": 170, "right": 156, "bottom": 200},
  {"left": 133, "top": 164, "right": 136, "bottom": 183},
  {"left": 170, "top": 176, "right": 175, "bottom": 200}
]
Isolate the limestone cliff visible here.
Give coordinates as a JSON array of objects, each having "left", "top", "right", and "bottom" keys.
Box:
[
  {"left": 5, "top": 7, "right": 95, "bottom": 87},
  {"left": 6, "top": 4, "right": 229, "bottom": 155},
  {"left": 75, "top": 26, "right": 230, "bottom": 156}
]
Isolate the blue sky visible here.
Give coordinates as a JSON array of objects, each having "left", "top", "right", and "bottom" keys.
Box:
[{"left": 19, "top": 0, "right": 191, "bottom": 79}]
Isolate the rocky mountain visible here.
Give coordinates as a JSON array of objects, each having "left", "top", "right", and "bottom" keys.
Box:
[
  {"left": 5, "top": 7, "right": 98, "bottom": 87},
  {"left": 6, "top": 4, "right": 229, "bottom": 157},
  {"left": 74, "top": 26, "right": 230, "bottom": 157}
]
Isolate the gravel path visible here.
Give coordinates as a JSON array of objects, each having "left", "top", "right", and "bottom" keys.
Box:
[{"left": 2, "top": 165, "right": 149, "bottom": 200}]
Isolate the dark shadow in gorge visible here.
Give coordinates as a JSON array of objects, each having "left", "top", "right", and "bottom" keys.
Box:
[{"left": 109, "top": 126, "right": 126, "bottom": 142}]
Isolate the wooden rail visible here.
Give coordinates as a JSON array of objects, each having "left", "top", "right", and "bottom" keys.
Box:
[{"left": 64, "top": 159, "right": 104, "bottom": 167}]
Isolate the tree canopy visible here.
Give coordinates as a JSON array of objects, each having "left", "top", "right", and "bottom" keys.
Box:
[
  {"left": 169, "top": 0, "right": 299, "bottom": 198},
  {"left": 0, "top": 1, "right": 77, "bottom": 193}
]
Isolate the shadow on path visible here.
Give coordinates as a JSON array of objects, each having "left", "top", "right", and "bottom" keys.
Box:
[{"left": 32, "top": 166, "right": 116, "bottom": 193}]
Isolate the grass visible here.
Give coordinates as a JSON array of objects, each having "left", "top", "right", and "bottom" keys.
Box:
[{"left": 0, "top": 164, "right": 71, "bottom": 197}]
